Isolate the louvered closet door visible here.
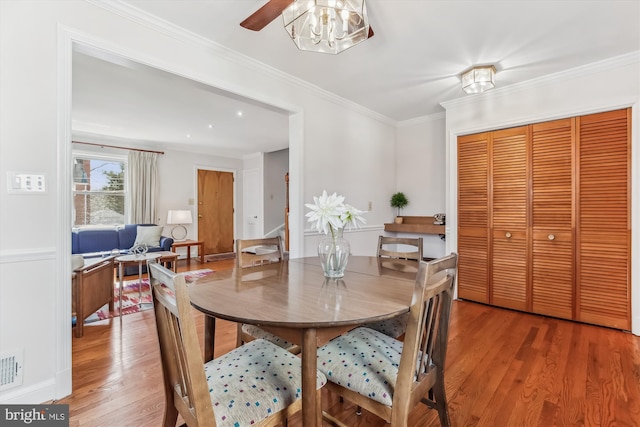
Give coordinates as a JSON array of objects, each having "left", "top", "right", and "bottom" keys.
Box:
[
  {"left": 577, "top": 108, "right": 630, "bottom": 330},
  {"left": 531, "top": 119, "right": 574, "bottom": 319},
  {"left": 491, "top": 126, "right": 529, "bottom": 310},
  {"left": 458, "top": 133, "right": 489, "bottom": 303}
]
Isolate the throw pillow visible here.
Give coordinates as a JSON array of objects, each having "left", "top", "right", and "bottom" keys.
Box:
[
  {"left": 71, "top": 254, "right": 85, "bottom": 271},
  {"left": 133, "top": 225, "right": 163, "bottom": 248}
]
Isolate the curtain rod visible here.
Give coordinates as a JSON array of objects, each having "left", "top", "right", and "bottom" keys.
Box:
[{"left": 72, "top": 140, "right": 164, "bottom": 155}]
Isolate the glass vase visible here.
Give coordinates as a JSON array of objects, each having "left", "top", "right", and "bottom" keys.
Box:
[{"left": 318, "top": 227, "right": 350, "bottom": 278}]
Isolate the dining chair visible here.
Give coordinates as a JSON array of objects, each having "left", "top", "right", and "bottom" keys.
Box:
[
  {"left": 364, "top": 236, "right": 424, "bottom": 339},
  {"left": 234, "top": 237, "right": 301, "bottom": 354},
  {"left": 148, "top": 261, "right": 326, "bottom": 427},
  {"left": 377, "top": 235, "right": 423, "bottom": 261},
  {"left": 236, "top": 236, "right": 285, "bottom": 268},
  {"left": 317, "top": 253, "right": 458, "bottom": 427}
]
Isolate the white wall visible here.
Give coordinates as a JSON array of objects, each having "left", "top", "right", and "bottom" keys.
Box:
[
  {"left": 264, "top": 149, "right": 289, "bottom": 235},
  {"left": 0, "top": 1, "right": 396, "bottom": 403},
  {"left": 442, "top": 54, "right": 640, "bottom": 335},
  {"left": 395, "top": 114, "right": 448, "bottom": 259}
]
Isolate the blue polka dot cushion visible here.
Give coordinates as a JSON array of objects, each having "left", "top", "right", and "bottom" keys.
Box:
[
  {"left": 204, "top": 338, "right": 326, "bottom": 427},
  {"left": 363, "top": 312, "right": 409, "bottom": 339},
  {"left": 316, "top": 326, "right": 404, "bottom": 407},
  {"left": 241, "top": 324, "right": 299, "bottom": 352}
]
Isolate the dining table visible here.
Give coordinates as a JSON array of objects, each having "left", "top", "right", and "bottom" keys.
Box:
[{"left": 189, "top": 255, "right": 419, "bottom": 427}]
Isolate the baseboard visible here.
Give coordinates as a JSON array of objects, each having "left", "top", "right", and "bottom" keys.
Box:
[{"left": 0, "top": 378, "right": 56, "bottom": 405}]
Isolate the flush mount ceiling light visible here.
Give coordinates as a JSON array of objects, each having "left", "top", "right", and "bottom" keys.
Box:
[
  {"left": 461, "top": 65, "right": 497, "bottom": 94},
  {"left": 282, "top": 0, "right": 371, "bottom": 54}
]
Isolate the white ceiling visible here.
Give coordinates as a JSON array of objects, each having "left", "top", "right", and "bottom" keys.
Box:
[{"left": 72, "top": 0, "right": 640, "bottom": 156}]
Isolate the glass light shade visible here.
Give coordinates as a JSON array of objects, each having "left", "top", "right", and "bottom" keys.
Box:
[
  {"left": 166, "top": 210, "right": 193, "bottom": 225},
  {"left": 282, "top": 0, "right": 370, "bottom": 54},
  {"left": 461, "top": 65, "right": 496, "bottom": 94}
]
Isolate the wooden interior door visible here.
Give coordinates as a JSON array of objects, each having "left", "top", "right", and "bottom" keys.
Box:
[
  {"left": 576, "top": 108, "right": 630, "bottom": 330},
  {"left": 491, "top": 126, "right": 529, "bottom": 311},
  {"left": 457, "top": 132, "right": 490, "bottom": 303},
  {"left": 197, "top": 169, "right": 234, "bottom": 256},
  {"left": 530, "top": 118, "right": 575, "bottom": 320}
]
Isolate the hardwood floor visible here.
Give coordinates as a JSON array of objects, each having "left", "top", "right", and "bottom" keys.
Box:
[{"left": 58, "top": 258, "right": 640, "bottom": 426}]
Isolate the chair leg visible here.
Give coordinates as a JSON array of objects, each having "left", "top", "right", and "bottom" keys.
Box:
[{"left": 432, "top": 376, "right": 450, "bottom": 427}]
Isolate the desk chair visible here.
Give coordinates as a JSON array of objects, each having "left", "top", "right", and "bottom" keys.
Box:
[
  {"left": 318, "top": 253, "right": 458, "bottom": 427},
  {"left": 148, "top": 262, "right": 326, "bottom": 427},
  {"left": 365, "top": 236, "right": 424, "bottom": 338},
  {"left": 235, "top": 237, "right": 301, "bottom": 354}
]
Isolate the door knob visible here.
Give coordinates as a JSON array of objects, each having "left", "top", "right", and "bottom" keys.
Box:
[
  {"left": 198, "top": 214, "right": 203, "bottom": 218},
  {"left": 548, "top": 234, "right": 555, "bottom": 240},
  {"left": 505, "top": 232, "right": 512, "bottom": 238}
]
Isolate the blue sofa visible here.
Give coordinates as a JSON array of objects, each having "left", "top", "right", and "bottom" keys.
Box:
[{"left": 72, "top": 224, "right": 173, "bottom": 275}]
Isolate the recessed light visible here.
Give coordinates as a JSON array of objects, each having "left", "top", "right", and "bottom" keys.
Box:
[
  {"left": 186, "top": 133, "right": 191, "bottom": 138},
  {"left": 208, "top": 124, "right": 213, "bottom": 129},
  {"left": 237, "top": 111, "right": 243, "bottom": 117}
]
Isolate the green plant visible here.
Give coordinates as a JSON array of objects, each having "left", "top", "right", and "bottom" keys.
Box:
[{"left": 390, "top": 192, "right": 409, "bottom": 216}]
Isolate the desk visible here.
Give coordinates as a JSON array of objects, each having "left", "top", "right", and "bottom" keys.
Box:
[
  {"left": 171, "top": 239, "right": 204, "bottom": 264},
  {"left": 189, "top": 256, "right": 416, "bottom": 427}
]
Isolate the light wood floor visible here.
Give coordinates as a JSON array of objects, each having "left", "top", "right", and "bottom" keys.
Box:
[{"left": 58, "top": 258, "right": 640, "bottom": 426}]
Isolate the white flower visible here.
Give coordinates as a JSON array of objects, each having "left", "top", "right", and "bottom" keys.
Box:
[{"left": 305, "top": 190, "right": 366, "bottom": 235}]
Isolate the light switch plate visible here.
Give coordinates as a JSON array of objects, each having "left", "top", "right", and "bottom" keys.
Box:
[{"left": 6, "top": 172, "right": 46, "bottom": 193}]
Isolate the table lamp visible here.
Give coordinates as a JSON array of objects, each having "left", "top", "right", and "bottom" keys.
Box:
[{"left": 166, "top": 210, "right": 192, "bottom": 241}]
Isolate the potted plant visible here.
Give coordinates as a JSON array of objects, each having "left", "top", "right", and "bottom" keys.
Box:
[{"left": 390, "top": 192, "right": 409, "bottom": 224}]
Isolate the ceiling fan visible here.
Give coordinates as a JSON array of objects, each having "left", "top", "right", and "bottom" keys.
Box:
[{"left": 240, "top": 0, "right": 374, "bottom": 38}]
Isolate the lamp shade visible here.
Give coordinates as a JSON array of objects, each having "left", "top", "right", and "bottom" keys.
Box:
[
  {"left": 282, "top": 0, "right": 370, "bottom": 54},
  {"left": 167, "top": 210, "right": 193, "bottom": 225},
  {"left": 461, "top": 65, "right": 496, "bottom": 94}
]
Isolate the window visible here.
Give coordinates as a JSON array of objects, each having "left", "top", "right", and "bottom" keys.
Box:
[{"left": 72, "top": 154, "right": 127, "bottom": 227}]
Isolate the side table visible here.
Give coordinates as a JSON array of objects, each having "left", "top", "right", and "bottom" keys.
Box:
[
  {"left": 115, "top": 253, "right": 161, "bottom": 316},
  {"left": 171, "top": 239, "right": 205, "bottom": 264}
]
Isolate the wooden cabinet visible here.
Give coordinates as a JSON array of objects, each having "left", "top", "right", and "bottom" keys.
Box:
[{"left": 457, "top": 109, "right": 630, "bottom": 330}]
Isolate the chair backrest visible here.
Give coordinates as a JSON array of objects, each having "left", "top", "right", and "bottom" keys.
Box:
[
  {"left": 148, "top": 262, "right": 216, "bottom": 427},
  {"left": 392, "top": 253, "right": 458, "bottom": 421},
  {"left": 377, "top": 236, "right": 423, "bottom": 261},
  {"left": 236, "top": 236, "right": 284, "bottom": 268}
]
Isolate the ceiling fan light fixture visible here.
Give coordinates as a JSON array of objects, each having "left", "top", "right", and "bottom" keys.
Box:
[
  {"left": 461, "top": 65, "right": 496, "bottom": 94},
  {"left": 282, "top": 0, "right": 370, "bottom": 54}
]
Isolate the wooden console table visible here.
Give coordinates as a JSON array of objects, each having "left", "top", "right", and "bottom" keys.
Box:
[
  {"left": 384, "top": 216, "right": 445, "bottom": 235},
  {"left": 171, "top": 239, "right": 205, "bottom": 264}
]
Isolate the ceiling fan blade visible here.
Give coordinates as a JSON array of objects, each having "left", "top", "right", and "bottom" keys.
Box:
[{"left": 240, "top": 0, "right": 295, "bottom": 31}]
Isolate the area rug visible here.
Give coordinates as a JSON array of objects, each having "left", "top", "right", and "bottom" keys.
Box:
[{"left": 82, "top": 268, "right": 214, "bottom": 324}]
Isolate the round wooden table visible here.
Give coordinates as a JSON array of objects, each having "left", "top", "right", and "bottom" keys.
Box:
[{"left": 189, "top": 256, "right": 417, "bottom": 427}]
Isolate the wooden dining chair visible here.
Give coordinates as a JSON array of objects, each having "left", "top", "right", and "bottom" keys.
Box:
[
  {"left": 148, "top": 261, "right": 326, "bottom": 427},
  {"left": 236, "top": 236, "right": 285, "bottom": 268},
  {"left": 364, "top": 236, "right": 424, "bottom": 339},
  {"left": 377, "top": 236, "right": 423, "bottom": 261},
  {"left": 234, "top": 236, "right": 301, "bottom": 354},
  {"left": 317, "top": 253, "right": 458, "bottom": 427}
]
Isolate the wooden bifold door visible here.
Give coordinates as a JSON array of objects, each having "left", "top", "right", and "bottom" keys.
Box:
[{"left": 457, "top": 108, "right": 631, "bottom": 330}]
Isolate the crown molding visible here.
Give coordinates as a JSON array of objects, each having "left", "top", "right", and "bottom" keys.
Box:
[
  {"left": 441, "top": 51, "right": 640, "bottom": 111},
  {"left": 87, "top": 0, "right": 396, "bottom": 127},
  {"left": 397, "top": 111, "right": 446, "bottom": 128}
]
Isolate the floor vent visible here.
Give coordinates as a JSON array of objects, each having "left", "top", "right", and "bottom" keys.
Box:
[{"left": 0, "top": 349, "right": 23, "bottom": 391}]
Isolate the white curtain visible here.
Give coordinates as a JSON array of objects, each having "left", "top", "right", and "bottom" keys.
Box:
[{"left": 127, "top": 151, "right": 159, "bottom": 224}]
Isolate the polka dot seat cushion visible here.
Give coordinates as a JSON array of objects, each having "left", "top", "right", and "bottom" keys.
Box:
[
  {"left": 316, "top": 326, "right": 407, "bottom": 407},
  {"left": 241, "top": 324, "right": 299, "bottom": 352},
  {"left": 204, "top": 338, "right": 326, "bottom": 427},
  {"left": 363, "top": 312, "right": 409, "bottom": 339}
]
